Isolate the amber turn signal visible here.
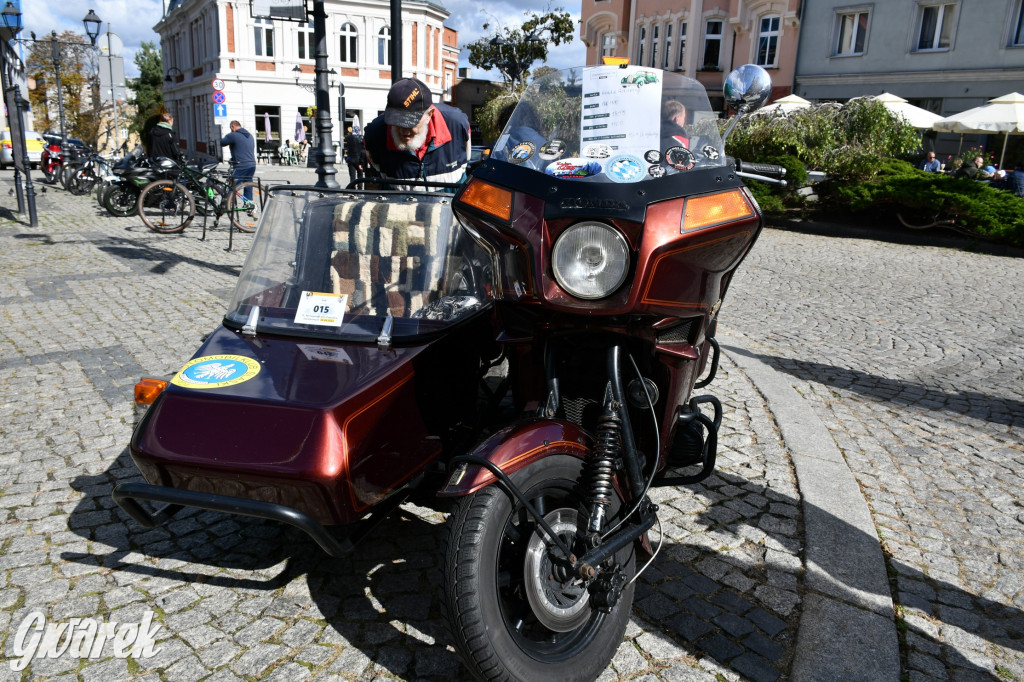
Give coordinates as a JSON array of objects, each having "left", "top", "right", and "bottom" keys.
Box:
[
  {"left": 460, "top": 179, "right": 512, "bottom": 222},
  {"left": 681, "top": 190, "right": 755, "bottom": 232},
  {"left": 135, "top": 378, "right": 168, "bottom": 405}
]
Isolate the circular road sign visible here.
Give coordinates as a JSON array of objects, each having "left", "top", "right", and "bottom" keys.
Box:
[
  {"left": 212, "top": 91, "right": 226, "bottom": 104},
  {"left": 212, "top": 78, "right": 225, "bottom": 91}
]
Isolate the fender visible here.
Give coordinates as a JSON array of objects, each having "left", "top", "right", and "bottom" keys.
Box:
[{"left": 438, "top": 418, "right": 592, "bottom": 497}]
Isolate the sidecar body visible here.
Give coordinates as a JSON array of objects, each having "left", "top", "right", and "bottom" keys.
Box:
[{"left": 116, "top": 188, "right": 495, "bottom": 548}]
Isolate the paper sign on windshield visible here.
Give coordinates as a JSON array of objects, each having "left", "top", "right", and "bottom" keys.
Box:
[
  {"left": 294, "top": 291, "right": 348, "bottom": 327},
  {"left": 581, "top": 67, "right": 662, "bottom": 163}
]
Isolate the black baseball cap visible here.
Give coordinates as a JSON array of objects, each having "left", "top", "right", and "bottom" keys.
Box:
[{"left": 384, "top": 78, "right": 433, "bottom": 128}]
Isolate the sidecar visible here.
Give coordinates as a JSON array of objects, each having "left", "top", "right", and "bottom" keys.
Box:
[{"left": 115, "top": 186, "right": 496, "bottom": 553}]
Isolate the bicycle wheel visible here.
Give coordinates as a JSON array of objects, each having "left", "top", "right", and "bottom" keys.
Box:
[
  {"left": 137, "top": 180, "right": 195, "bottom": 233},
  {"left": 228, "top": 181, "right": 264, "bottom": 232},
  {"left": 68, "top": 168, "right": 96, "bottom": 196}
]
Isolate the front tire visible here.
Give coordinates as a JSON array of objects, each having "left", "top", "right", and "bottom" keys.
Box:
[{"left": 441, "top": 455, "right": 634, "bottom": 681}]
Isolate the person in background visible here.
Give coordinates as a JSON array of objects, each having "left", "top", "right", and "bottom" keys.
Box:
[
  {"left": 1008, "top": 161, "right": 1024, "bottom": 197},
  {"left": 660, "top": 100, "right": 689, "bottom": 149},
  {"left": 221, "top": 120, "right": 257, "bottom": 201},
  {"left": 149, "top": 113, "right": 182, "bottom": 161},
  {"left": 918, "top": 151, "right": 941, "bottom": 172},
  {"left": 344, "top": 126, "right": 365, "bottom": 183},
  {"left": 364, "top": 78, "right": 470, "bottom": 189}
]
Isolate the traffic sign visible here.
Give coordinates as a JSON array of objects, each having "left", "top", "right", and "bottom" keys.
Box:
[
  {"left": 213, "top": 103, "right": 228, "bottom": 119},
  {"left": 212, "top": 78, "right": 225, "bottom": 92},
  {"left": 212, "top": 91, "right": 226, "bottom": 104}
]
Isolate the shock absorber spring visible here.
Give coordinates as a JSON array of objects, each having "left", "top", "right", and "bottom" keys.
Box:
[{"left": 585, "top": 407, "right": 621, "bottom": 534}]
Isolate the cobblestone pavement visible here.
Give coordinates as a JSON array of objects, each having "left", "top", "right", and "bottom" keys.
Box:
[
  {"left": 0, "top": 176, "right": 802, "bottom": 682},
  {"left": 724, "top": 228, "right": 1024, "bottom": 681}
]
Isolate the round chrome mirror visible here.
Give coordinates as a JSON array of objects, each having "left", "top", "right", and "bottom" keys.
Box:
[{"left": 724, "top": 64, "right": 773, "bottom": 112}]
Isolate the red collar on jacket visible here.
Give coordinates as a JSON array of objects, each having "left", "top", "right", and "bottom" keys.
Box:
[{"left": 385, "top": 108, "right": 452, "bottom": 159}]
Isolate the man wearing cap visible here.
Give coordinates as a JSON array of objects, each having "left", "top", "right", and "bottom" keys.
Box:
[{"left": 364, "top": 78, "right": 471, "bottom": 188}]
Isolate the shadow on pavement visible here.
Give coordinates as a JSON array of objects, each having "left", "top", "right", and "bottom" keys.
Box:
[
  {"left": 59, "top": 441, "right": 1024, "bottom": 681},
  {"left": 732, "top": 348, "right": 1024, "bottom": 429}
]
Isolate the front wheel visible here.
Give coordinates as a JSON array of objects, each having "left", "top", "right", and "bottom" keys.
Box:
[
  {"left": 227, "top": 181, "right": 264, "bottom": 232},
  {"left": 137, "top": 180, "right": 194, "bottom": 233},
  {"left": 103, "top": 183, "right": 140, "bottom": 217},
  {"left": 441, "top": 455, "right": 635, "bottom": 682}
]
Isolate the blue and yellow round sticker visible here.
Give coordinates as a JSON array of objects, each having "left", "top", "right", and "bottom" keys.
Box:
[{"left": 171, "top": 354, "right": 261, "bottom": 389}]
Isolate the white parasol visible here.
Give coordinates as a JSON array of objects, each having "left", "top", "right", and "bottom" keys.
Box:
[
  {"left": 351, "top": 115, "right": 361, "bottom": 136},
  {"left": 872, "top": 93, "right": 943, "bottom": 129},
  {"left": 933, "top": 92, "right": 1024, "bottom": 168},
  {"left": 295, "top": 111, "right": 306, "bottom": 144},
  {"left": 754, "top": 93, "right": 811, "bottom": 116},
  {"left": 263, "top": 111, "right": 272, "bottom": 142}
]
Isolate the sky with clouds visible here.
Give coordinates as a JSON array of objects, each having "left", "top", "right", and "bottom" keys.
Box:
[{"left": 23, "top": 0, "right": 586, "bottom": 79}]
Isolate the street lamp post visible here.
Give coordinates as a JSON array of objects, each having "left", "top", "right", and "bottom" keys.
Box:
[{"left": 0, "top": 1, "right": 37, "bottom": 227}]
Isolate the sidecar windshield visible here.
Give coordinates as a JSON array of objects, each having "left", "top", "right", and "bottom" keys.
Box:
[
  {"left": 224, "top": 189, "right": 492, "bottom": 341},
  {"left": 491, "top": 65, "right": 725, "bottom": 181}
]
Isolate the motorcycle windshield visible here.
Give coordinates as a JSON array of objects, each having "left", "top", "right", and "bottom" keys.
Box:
[
  {"left": 224, "top": 189, "right": 492, "bottom": 341},
  {"left": 491, "top": 65, "right": 726, "bottom": 182}
]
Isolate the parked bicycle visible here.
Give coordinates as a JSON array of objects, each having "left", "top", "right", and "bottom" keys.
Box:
[{"left": 136, "top": 159, "right": 264, "bottom": 234}]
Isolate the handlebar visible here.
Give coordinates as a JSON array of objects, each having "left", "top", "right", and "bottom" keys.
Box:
[
  {"left": 735, "top": 159, "right": 787, "bottom": 178},
  {"left": 732, "top": 158, "right": 788, "bottom": 187}
]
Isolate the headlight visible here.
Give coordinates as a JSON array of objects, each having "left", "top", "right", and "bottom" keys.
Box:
[{"left": 551, "top": 221, "right": 630, "bottom": 299}]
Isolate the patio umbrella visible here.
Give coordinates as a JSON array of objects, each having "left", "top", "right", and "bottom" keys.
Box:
[
  {"left": 933, "top": 92, "right": 1024, "bottom": 168},
  {"left": 263, "top": 111, "right": 272, "bottom": 142},
  {"left": 754, "top": 93, "right": 811, "bottom": 116},
  {"left": 295, "top": 111, "right": 306, "bottom": 144},
  {"left": 351, "top": 115, "right": 361, "bottom": 136},
  {"left": 872, "top": 93, "right": 943, "bottom": 129}
]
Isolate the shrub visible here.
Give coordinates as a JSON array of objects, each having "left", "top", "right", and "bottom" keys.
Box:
[
  {"left": 824, "top": 159, "right": 1024, "bottom": 246},
  {"left": 724, "top": 99, "right": 920, "bottom": 182}
]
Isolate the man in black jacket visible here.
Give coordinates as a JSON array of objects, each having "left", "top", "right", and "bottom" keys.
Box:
[{"left": 344, "top": 126, "right": 365, "bottom": 183}]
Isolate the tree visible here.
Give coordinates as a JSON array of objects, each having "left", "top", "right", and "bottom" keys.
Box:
[
  {"left": 127, "top": 42, "right": 164, "bottom": 144},
  {"left": 465, "top": 9, "right": 576, "bottom": 92},
  {"left": 25, "top": 31, "right": 105, "bottom": 145}
]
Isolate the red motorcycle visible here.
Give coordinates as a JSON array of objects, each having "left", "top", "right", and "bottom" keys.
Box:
[
  {"left": 40, "top": 137, "right": 64, "bottom": 184},
  {"left": 114, "top": 63, "right": 781, "bottom": 680}
]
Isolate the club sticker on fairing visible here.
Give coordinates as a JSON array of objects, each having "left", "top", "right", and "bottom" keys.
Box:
[{"left": 171, "top": 355, "right": 261, "bottom": 389}]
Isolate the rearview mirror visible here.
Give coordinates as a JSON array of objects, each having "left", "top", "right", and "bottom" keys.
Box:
[{"left": 724, "top": 64, "right": 773, "bottom": 113}]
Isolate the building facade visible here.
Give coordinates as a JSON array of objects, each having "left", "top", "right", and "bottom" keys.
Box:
[
  {"left": 581, "top": 0, "right": 802, "bottom": 109},
  {"left": 794, "top": 1, "right": 1024, "bottom": 110},
  {"left": 155, "top": 0, "right": 459, "bottom": 159}
]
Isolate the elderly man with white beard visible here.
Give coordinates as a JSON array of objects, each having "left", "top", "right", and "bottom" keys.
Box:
[{"left": 363, "top": 78, "right": 471, "bottom": 190}]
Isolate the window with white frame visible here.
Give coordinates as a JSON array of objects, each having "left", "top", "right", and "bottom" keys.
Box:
[
  {"left": 1011, "top": 0, "right": 1024, "bottom": 46},
  {"left": 756, "top": 15, "right": 780, "bottom": 66},
  {"left": 703, "top": 19, "right": 722, "bottom": 69},
  {"left": 834, "top": 9, "right": 869, "bottom": 56},
  {"left": 915, "top": 2, "right": 957, "bottom": 51},
  {"left": 651, "top": 24, "right": 660, "bottom": 67},
  {"left": 677, "top": 21, "right": 687, "bottom": 69},
  {"left": 339, "top": 22, "right": 358, "bottom": 63},
  {"left": 378, "top": 26, "right": 391, "bottom": 66},
  {"left": 297, "top": 21, "right": 315, "bottom": 60},
  {"left": 601, "top": 32, "right": 616, "bottom": 57},
  {"left": 664, "top": 23, "right": 672, "bottom": 69},
  {"left": 254, "top": 18, "right": 274, "bottom": 58},
  {"left": 637, "top": 25, "right": 646, "bottom": 65}
]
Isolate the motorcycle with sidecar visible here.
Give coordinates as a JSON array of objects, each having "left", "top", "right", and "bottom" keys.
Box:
[{"left": 113, "top": 63, "right": 782, "bottom": 681}]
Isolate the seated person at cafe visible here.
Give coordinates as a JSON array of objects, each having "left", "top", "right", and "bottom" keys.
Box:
[{"left": 918, "top": 151, "right": 941, "bottom": 172}]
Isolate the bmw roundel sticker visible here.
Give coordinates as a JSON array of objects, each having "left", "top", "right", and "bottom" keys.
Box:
[
  {"left": 171, "top": 354, "right": 261, "bottom": 389},
  {"left": 605, "top": 154, "right": 646, "bottom": 183}
]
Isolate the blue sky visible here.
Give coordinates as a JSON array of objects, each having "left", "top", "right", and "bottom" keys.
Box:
[{"left": 27, "top": 0, "right": 586, "bottom": 79}]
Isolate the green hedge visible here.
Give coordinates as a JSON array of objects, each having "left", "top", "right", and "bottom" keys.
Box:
[{"left": 824, "top": 159, "right": 1024, "bottom": 246}]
